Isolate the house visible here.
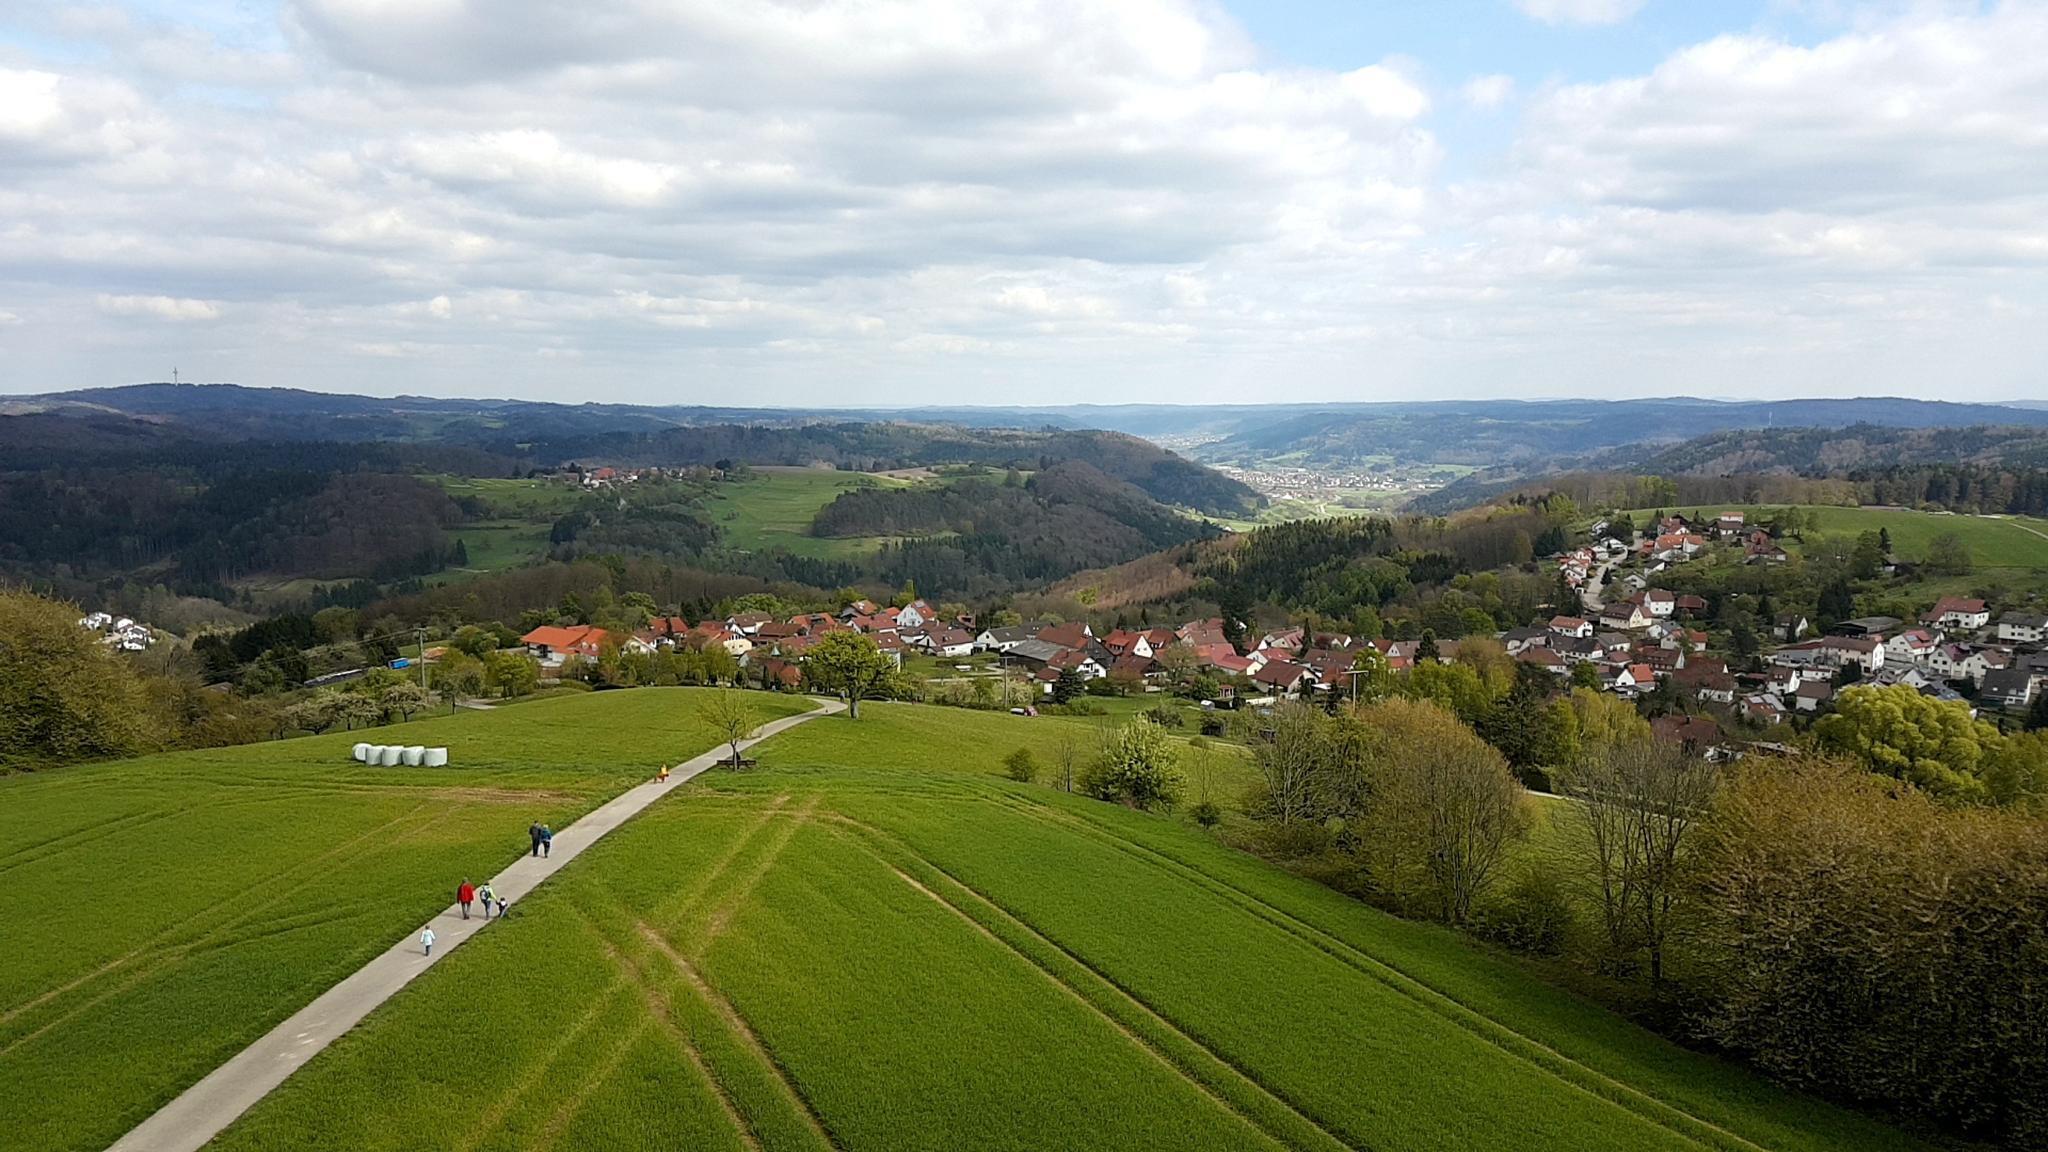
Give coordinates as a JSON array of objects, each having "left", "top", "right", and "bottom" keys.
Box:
[
  {"left": 1549, "top": 615, "right": 1593, "bottom": 639},
  {"left": 975, "top": 624, "right": 1041, "bottom": 653},
  {"left": 1745, "top": 534, "right": 1790, "bottom": 564},
  {"left": 1036, "top": 621, "right": 1094, "bottom": 651},
  {"left": 1922, "top": 597, "right": 1990, "bottom": 630},
  {"left": 1642, "top": 589, "right": 1677, "bottom": 618},
  {"left": 1653, "top": 714, "right": 1723, "bottom": 752},
  {"left": 1045, "top": 647, "right": 1107, "bottom": 681},
  {"left": 521, "top": 625, "right": 610, "bottom": 666},
  {"left": 894, "top": 600, "right": 937, "bottom": 629},
  {"left": 931, "top": 629, "right": 977, "bottom": 659},
  {"left": 1996, "top": 612, "right": 2048, "bottom": 643},
  {"left": 1774, "top": 613, "right": 1811, "bottom": 642},
  {"left": 1980, "top": 668, "right": 2037, "bottom": 710},
  {"left": 1931, "top": 644, "right": 2007, "bottom": 685},
  {"left": 1257, "top": 627, "right": 1305, "bottom": 654},
  {"left": 1252, "top": 659, "right": 1315, "bottom": 697},
  {"left": 1637, "top": 646, "right": 1684, "bottom": 677},
  {"left": 1109, "top": 654, "right": 1160, "bottom": 683},
  {"left": 1793, "top": 680, "right": 1835, "bottom": 713},
  {"left": 1515, "top": 647, "right": 1569, "bottom": 677},
  {"left": 1502, "top": 626, "right": 1550, "bottom": 655},
  {"left": 839, "top": 599, "right": 881, "bottom": 620},
  {"left": 1005, "top": 638, "right": 1075, "bottom": 670},
  {"left": 1682, "top": 667, "right": 1738, "bottom": 705},
  {"left": 1885, "top": 629, "right": 1940, "bottom": 665},
  {"left": 1714, "top": 512, "right": 1746, "bottom": 538},
  {"left": 1815, "top": 635, "right": 1885, "bottom": 675},
  {"left": 1744, "top": 694, "right": 1787, "bottom": 725},
  {"left": 1674, "top": 594, "right": 1708, "bottom": 615},
  {"left": 1550, "top": 634, "right": 1602, "bottom": 664},
  {"left": 1599, "top": 602, "right": 1651, "bottom": 630},
  {"left": 728, "top": 612, "right": 775, "bottom": 635}
]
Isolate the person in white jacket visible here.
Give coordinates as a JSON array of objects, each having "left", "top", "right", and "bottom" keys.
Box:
[{"left": 420, "top": 927, "right": 436, "bottom": 956}]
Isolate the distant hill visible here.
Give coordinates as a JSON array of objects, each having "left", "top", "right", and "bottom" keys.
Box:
[
  {"left": 11, "top": 384, "right": 1259, "bottom": 518},
  {"left": 1191, "top": 398, "right": 2048, "bottom": 470}
]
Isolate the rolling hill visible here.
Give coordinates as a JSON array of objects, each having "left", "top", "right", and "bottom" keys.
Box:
[{"left": 4, "top": 692, "right": 1932, "bottom": 1152}]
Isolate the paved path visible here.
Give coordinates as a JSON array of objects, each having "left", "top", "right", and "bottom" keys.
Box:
[{"left": 108, "top": 697, "right": 845, "bottom": 1152}]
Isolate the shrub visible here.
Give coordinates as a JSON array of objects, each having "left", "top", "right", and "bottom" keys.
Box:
[
  {"left": 1143, "top": 703, "right": 1185, "bottom": 729},
  {"left": 1080, "top": 718, "right": 1185, "bottom": 811},
  {"left": 1003, "top": 748, "right": 1038, "bottom": 783},
  {"left": 1190, "top": 799, "right": 1222, "bottom": 828},
  {"left": 1472, "top": 871, "right": 1573, "bottom": 957}
]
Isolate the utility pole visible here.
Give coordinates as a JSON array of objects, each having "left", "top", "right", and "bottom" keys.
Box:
[{"left": 1000, "top": 653, "right": 1010, "bottom": 708}]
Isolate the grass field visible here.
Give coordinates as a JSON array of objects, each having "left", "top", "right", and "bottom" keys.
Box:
[
  {"left": 1667, "top": 504, "right": 2048, "bottom": 572},
  {"left": 0, "top": 688, "right": 810, "bottom": 1152},
  {"left": 202, "top": 700, "right": 1928, "bottom": 1152},
  {"left": 705, "top": 467, "right": 928, "bottom": 559}
]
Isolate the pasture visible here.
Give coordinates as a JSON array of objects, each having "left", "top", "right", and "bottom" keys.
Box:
[
  {"left": 704, "top": 466, "right": 926, "bottom": 558},
  {"left": 0, "top": 688, "right": 809, "bottom": 1152},
  {"left": 1677, "top": 504, "right": 2048, "bottom": 572},
  {"left": 205, "top": 701, "right": 1927, "bottom": 1152}
]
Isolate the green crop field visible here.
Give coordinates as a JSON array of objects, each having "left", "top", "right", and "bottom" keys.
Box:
[
  {"left": 0, "top": 689, "right": 810, "bottom": 1152},
  {"left": 199, "top": 700, "right": 1926, "bottom": 1152},
  {"left": 705, "top": 467, "right": 928, "bottom": 559},
  {"left": 1666, "top": 504, "right": 2048, "bottom": 572}
]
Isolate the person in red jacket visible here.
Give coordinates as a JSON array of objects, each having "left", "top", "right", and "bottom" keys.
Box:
[{"left": 457, "top": 879, "right": 476, "bottom": 920}]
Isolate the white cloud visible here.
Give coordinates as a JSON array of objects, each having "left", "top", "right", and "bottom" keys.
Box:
[
  {"left": 1512, "top": 0, "right": 1645, "bottom": 26},
  {"left": 0, "top": 1, "right": 2046, "bottom": 402},
  {"left": 95, "top": 295, "right": 223, "bottom": 321},
  {"left": 1460, "top": 74, "right": 1515, "bottom": 110}
]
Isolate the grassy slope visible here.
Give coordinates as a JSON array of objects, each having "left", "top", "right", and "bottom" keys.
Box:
[
  {"left": 0, "top": 688, "right": 809, "bottom": 1152},
  {"left": 704, "top": 466, "right": 927, "bottom": 559},
  {"left": 209, "top": 702, "right": 1927, "bottom": 1152},
  {"left": 1662, "top": 504, "right": 2048, "bottom": 572}
]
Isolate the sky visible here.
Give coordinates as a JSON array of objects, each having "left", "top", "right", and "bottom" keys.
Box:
[{"left": 1, "top": 0, "right": 2045, "bottom": 406}]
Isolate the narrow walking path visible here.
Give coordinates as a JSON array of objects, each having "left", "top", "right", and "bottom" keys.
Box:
[{"left": 108, "top": 697, "right": 845, "bottom": 1152}]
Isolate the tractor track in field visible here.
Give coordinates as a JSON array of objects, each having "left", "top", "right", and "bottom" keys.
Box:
[
  {"left": 0, "top": 801, "right": 442, "bottom": 1034},
  {"left": 987, "top": 793, "right": 1761, "bottom": 1152},
  {"left": 451, "top": 973, "right": 636, "bottom": 1152},
  {"left": 825, "top": 814, "right": 1359, "bottom": 1152}
]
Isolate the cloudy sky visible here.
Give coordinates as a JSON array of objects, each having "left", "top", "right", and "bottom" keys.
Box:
[{"left": 2, "top": 0, "right": 2045, "bottom": 405}]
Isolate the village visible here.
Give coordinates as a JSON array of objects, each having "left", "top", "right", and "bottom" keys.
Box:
[{"left": 501, "top": 507, "right": 2047, "bottom": 762}]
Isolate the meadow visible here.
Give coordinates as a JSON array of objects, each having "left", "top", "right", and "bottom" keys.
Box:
[
  {"left": 0, "top": 688, "right": 809, "bottom": 1152},
  {"left": 702, "top": 466, "right": 928, "bottom": 559},
  {"left": 204, "top": 700, "right": 1929, "bottom": 1152},
  {"left": 1671, "top": 504, "right": 2048, "bottom": 572}
]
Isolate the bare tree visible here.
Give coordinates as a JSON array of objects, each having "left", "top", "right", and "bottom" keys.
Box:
[
  {"left": 1053, "top": 729, "right": 1082, "bottom": 793},
  {"left": 1564, "top": 737, "right": 1718, "bottom": 984},
  {"left": 700, "top": 690, "right": 759, "bottom": 769}
]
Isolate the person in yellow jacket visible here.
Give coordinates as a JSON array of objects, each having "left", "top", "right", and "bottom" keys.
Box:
[{"left": 656, "top": 763, "right": 670, "bottom": 783}]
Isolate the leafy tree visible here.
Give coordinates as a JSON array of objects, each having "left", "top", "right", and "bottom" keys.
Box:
[
  {"left": 450, "top": 625, "right": 497, "bottom": 658},
  {"left": 1569, "top": 687, "right": 1652, "bottom": 753},
  {"left": 1003, "top": 748, "right": 1038, "bottom": 783},
  {"left": 1350, "top": 698, "right": 1527, "bottom": 925},
  {"left": 2029, "top": 689, "right": 2048, "bottom": 733},
  {"left": 1925, "top": 531, "right": 1972, "bottom": 576},
  {"left": 0, "top": 588, "right": 148, "bottom": 770},
  {"left": 380, "top": 681, "right": 432, "bottom": 722},
  {"left": 335, "top": 690, "right": 383, "bottom": 731},
  {"left": 483, "top": 650, "right": 540, "bottom": 699},
  {"left": 805, "top": 631, "right": 894, "bottom": 719},
  {"left": 1415, "top": 628, "right": 1440, "bottom": 663},
  {"left": 1813, "top": 684, "right": 1999, "bottom": 801},
  {"left": 1347, "top": 644, "right": 1392, "bottom": 703},
  {"left": 1081, "top": 717, "right": 1184, "bottom": 811},
  {"left": 434, "top": 653, "right": 487, "bottom": 701}
]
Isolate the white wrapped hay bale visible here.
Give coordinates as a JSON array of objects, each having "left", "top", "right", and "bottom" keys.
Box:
[
  {"left": 424, "top": 747, "right": 448, "bottom": 768},
  {"left": 352, "top": 743, "right": 370, "bottom": 762},
  {"left": 377, "top": 746, "right": 401, "bottom": 767},
  {"left": 401, "top": 746, "right": 425, "bottom": 766}
]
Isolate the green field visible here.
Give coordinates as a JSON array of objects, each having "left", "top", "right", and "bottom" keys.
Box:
[
  {"left": 0, "top": 689, "right": 810, "bottom": 1152},
  {"left": 1667, "top": 504, "right": 2048, "bottom": 572},
  {"left": 704, "top": 466, "right": 928, "bottom": 559},
  {"left": 192, "top": 701, "right": 1925, "bottom": 1152}
]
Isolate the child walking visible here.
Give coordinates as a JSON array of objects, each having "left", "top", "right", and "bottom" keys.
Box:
[{"left": 420, "top": 927, "right": 436, "bottom": 956}]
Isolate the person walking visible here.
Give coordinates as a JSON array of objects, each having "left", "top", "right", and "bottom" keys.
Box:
[
  {"left": 420, "top": 927, "right": 436, "bottom": 956},
  {"left": 656, "top": 763, "right": 670, "bottom": 783},
  {"left": 494, "top": 893, "right": 509, "bottom": 918},
  {"left": 528, "top": 821, "right": 542, "bottom": 857},
  {"left": 477, "top": 882, "right": 496, "bottom": 919},
  {"left": 457, "top": 879, "right": 476, "bottom": 919},
  {"left": 540, "top": 824, "right": 553, "bottom": 858}
]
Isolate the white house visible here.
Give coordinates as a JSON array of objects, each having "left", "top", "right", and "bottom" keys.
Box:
[
  {"left": 895, "top": 600, "right": 937, "bottom": 629},
  {"left": 1642, "top": 589, "right": 1676, "bottom": 618},
  {"left": 1923, "top": 597, "right": 1990, "bottom": 631},
  {"left": 1996, "top": 612, "right": 2048, "bottom": 644},
  {"left": 1885, "top": 629, "right": 1940, "bottom": 665}
]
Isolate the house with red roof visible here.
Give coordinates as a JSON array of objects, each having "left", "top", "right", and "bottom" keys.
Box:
[{"left": 520, "top": 625, "right": 611, "bottom": 666}]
